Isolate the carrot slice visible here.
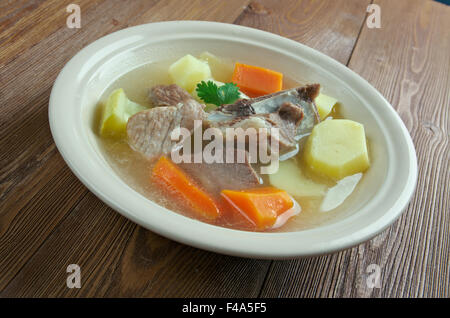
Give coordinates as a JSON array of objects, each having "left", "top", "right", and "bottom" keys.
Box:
[
  {"left": 152, "top": 156, "right": 220, "bottom": 220},
  {"left": 231, "top": 62, "right": 283, "bottom": 98},
  {"left": 221, "top": 187, "right": 294, "bottom": 230}
]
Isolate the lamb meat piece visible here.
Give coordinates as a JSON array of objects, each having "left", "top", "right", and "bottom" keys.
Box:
[
  {"left": 261, "top": 102, "right": 304, "bottom": 148},
  {"left": 217, "top": 98, "right": 256, "bottom": 116},
  {"left": 208, "top": 101, "right": 305, "bottom": 150},
  {"left": 149, "top": 84, "right": 195, "bottom": 106},
  {"left": 129, "top": 84, "right": 319, "bottom": 159},
  {"left": 127, "top": 98, "right": 206, "bottom": 159},
  {"left": 219, "top": 84, "right": 320, "bottom": 112},
  {"left": 211, "top": 84, "right": 320, "bottom": 139},
  {"left": 178, "top": 149, "right": 262, "bottom": 195},
  {"left": 127, "top": 106, "right": 178, "bottom": 159},
  {"left": 176, "top": 98, "right": 206, "bottom": 131}
]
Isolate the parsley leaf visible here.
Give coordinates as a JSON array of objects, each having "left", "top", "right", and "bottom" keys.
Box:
[{"left": 196, "top": 81, "right": 241, "bottom": 106}]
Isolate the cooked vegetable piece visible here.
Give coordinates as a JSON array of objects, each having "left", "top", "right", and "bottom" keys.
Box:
[
  {"left": 221, "top": 187, "right": 294, "bottom": 230},
  {"left": 269, "top": 159, "right": 327, "bottom": 198},
  {"left": 152, "top": 156, "right": 221, "bottom": 220},
  {"left": 320, "top": 173, "right": 362, "bottom": 212},
  {"left": 195, "top": 80, "right": 241, "bottom": 106},
  {"left": 168, "top": 54, "right": 212, "bottom": 92},
  {"left": 99, "top": 88, "right": 146, "bottom": 137},
  {"left": 304, "top": 119, "right": 370, "bottom": 180},
  {"left": 315, "top": 93, "right": 338, "bottom": 120},
  {"left": 231, "top": 62, "right": 283, "bottom": 97},
  {"left": 199, "top": 52, "right": 235, "bottom": 83}
]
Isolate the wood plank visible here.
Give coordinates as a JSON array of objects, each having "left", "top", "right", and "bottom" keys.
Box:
[
  {"left": 0, "top": 0, "right": 47, "bottom": 36},
  {"left": 0, "top": 0, "right": 369, "bottom": 297},
  {"left": 26, "top": 0, "right": 372, "bottom": 297},
  {"left": 259, "top": 0, "right": 450, "bottom": 298},
  {"left": 134, "top": 0, "right": 250, "bottom": 24},
  {"left": 0, "top": 0, "right": 247, "bottom": 292},
  {"left": 0, "top": 1, "right": 269, "bottom": 296},
  {"left": 0, "top": 155, "right": 87, "bottom": 291},
  {"left": 0, "top": 0, "right": 103, "bottom": 65},
  {"left": 234, "top": 0, "right": 372, "bottom": 64},
  {"left": 3, "top": 0, "right": 446, "bottom": 298},
  {"left": 1, "top": 193, "right": 268, "bottom": 297},
  {"left": 1, "top": 192, "right": 136, "bottom": 297},
  {"left": 0, "top": 0, "right": 163, "bottom": 291}
]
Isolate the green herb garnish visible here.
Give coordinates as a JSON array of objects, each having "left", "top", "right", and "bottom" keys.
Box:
[{"left": 195, "top": 81, "right": 241, "bottom": 106}]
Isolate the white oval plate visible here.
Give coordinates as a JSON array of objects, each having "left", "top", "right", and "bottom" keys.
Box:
[{"left": 49, "top": 21, "right": 417, "bottom": 259}]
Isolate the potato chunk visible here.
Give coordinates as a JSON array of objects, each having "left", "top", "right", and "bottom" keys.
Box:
[
  {"left": 199, "top": 51, "right": 235, "bottom": 83},
  {"left": 269, "top": 159, "right": 327, "bottom": 198},
  {"left": 315, "top": 93, "right": 338, "bottom": 120},
  {"left": 304, "top": 119, "right": 370, "bottom": 180},
  {"left": 99, "top": 88, "right": 146, "bottom": 137},
  {"left": 168, "top": 54, "right": 212, "bottom": 92}
]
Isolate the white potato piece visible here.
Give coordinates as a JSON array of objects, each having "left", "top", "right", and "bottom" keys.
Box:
[
  {"left": 315, "top": 93, "right": 338, "bottom": 120},
  {"left": 304, "top": 119, "right": 370, "bottom": 180},
  {"left": 168, "top": 54, "right": 212, "bottom": 92},
  {"left": 269, "top": 159, "right": 327, "bottom": 198},
  {"left": 99, "top": 88, "right": 146, "bottom": 137},
  {"left": 199, "top": 51, "right": 235, "bottom": 83}
]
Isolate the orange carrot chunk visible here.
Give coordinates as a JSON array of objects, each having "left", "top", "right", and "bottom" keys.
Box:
[
  {"left": 221, "top": 187, "right": 294, "bottom": 230},
  {"left": 152, "top": 156, "right": 220, "bottom": 220},
  {"left": 231, "top": 62, "right": 283, "bottom": 98}
]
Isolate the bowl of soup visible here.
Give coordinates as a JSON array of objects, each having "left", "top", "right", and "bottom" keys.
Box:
[{"left": 49, "top": 21, "right": 417, "bottom": 259}]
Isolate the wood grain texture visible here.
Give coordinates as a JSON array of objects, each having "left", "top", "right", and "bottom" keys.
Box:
[
  {"left": 133, "top": 0, "right": 250, "bottom": 24},
  {"left": 0, "top": 0, "right": 448, "bottom": 298},
  {"left": 1, "top": 192, "right": 269, "bottom": 297},
  {"left": 0, "top": 0, "right": 268, "bottom": 297},
  {"left": 234, "top": 0, "right": 371, "bottom": 64},
  {"left": 259, "top": 0, "right": 450, "bottom": 298},
  {"left": 0, "top": 0, "right": 162, "bottom": 291}
]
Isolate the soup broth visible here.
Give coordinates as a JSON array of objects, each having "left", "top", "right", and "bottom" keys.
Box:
[{"left": 96, "top": 58, "right": 368, "bottom": 232}]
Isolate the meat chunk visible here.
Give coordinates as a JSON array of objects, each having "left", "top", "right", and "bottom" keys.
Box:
[
  {"left": 208, "top": 101, "right": 305, "bottom": 149},
  {"left": 127, "top": 98, "right": 206, "bottom": 159},
  {"left": 178, "top": 149, "right": 261, "bottom": 195},
  {"left": 127, "top": 106, "right": 178, "bottom": 158},
  {"left": 208, "top": 84, "right": 320, "bottom": 144},
  {"left": 176, "top": 98, "right": 206, "bottom": 131},
  {"left": 128, "top": 84, "right": 319, "bottom": 160},
  {"left": 217, "top": 98, "right": 256, "bottom": 117},
  {"left": 149, "top": 84, "right": 194, "bottom": 106},
  {"left": 261, "top": 102, "right": 304, "bottom": 148},
  {"left": 219, "top": 84, "right": 319, "bottom": 113}
]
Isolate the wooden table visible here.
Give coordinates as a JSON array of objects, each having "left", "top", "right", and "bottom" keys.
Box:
[{"left": 0, "top": 0, "right": 448, "bottom": 298}]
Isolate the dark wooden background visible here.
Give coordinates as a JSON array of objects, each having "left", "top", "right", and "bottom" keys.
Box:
[{"left": 0, "top": 0, "right": 448, "bottom": 297}]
